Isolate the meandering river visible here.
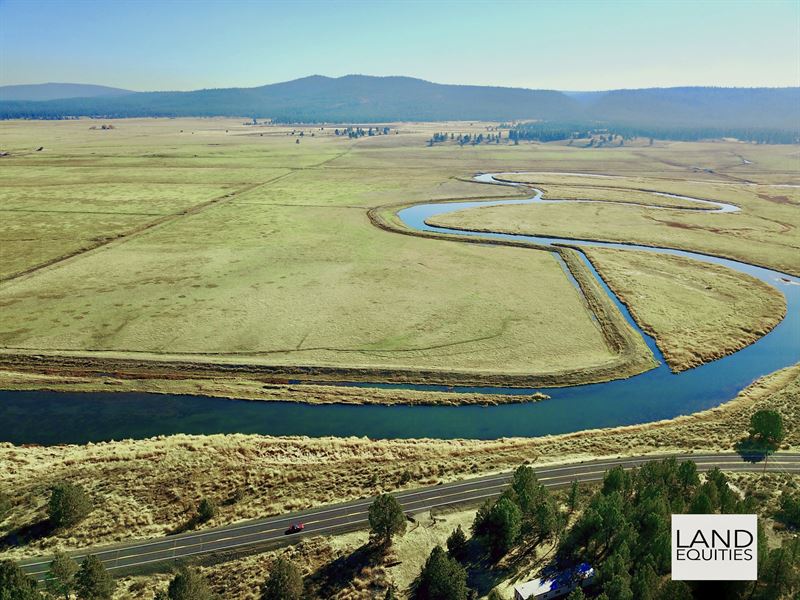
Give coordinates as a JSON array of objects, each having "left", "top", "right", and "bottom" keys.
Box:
[{"left": 1, "top": 174, "right": 797, "bottom": 444}]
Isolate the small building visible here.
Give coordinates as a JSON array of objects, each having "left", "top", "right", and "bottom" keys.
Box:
[{"left": 513, "top": 563, "right": 595, "bottom": 600}]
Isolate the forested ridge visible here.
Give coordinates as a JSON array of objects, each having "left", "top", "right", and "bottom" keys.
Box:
[{"left": 1, "top": 75, "right": 798, "bottom": 142}]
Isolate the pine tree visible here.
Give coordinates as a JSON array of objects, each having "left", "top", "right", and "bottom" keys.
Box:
[
  {"left": 368, "top": 494, "right": 406, "bottom": 545},
  {"left": 446, "top": 525, "right": 468, "bottom": 560},
  {"left": 47, "top": 551, "right": 79, "bottom": 600},
  {"left": 167, "top": 567, "right": 213, "bottom": 600},
  {"left": 48, "top": 482, "right": 92, "bottom": 528},
  {"left": 416, "top": 546, "right": 468, "bottom": 600},
  {"left": 0, "top": 560, "right": 40, "bottom": 600},
  {"left": 76, "top": 555, "right": 116, "bottom": 600}
]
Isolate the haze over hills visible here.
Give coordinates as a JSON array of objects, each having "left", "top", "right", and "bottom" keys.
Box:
[
  {"left": 1, "top": 75, "right": 798, "bottom": 139},
  {"left": 0, "top": 83, "right": 133, "bottom": 102}
]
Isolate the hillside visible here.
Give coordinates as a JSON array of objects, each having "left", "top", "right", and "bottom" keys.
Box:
[
  {"left": 0, "top": 76, "right": 798, "bottom": 135},
  {"left": 0, "top": 75, "right": 577, "bottom": 122},
  {"left": 0, "top": 83, "right": 133, "bottom": 102}
]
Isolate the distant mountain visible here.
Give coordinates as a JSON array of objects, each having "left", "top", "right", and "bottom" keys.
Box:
[
  {"left": 586, "top": 87, "right": 800, "bottom": 130},
  {"left": 0, "top": 83, "right": 133, "bottom": 102},
  {"left": 0, "top": 75, "right": 578, "bottom": 122},
  {"left": 561, "top": 90, "right": 609, "bottom": 105},
  {"left": 0, "top": 76, "right": 798, "bottom": 137}
]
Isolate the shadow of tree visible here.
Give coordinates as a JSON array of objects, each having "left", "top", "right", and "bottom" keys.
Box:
[
  {"left": 734, "top": 436, "right": 775, "bottom": 463},
  {"left": 460, "top": 533, "right": 558, "bottom": 596},
  {"left": 0, "top": 518, "right": 54, "bottom": 551},
  {"left": 168, "top": 514, "right": 210, "bottom": 535},
  {"left": 306, "top": 541, "right": 388, "bottom": 598}
]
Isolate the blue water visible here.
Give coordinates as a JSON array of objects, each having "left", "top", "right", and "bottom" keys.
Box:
[{"left": 0, "top": 173, "right": 797, "bottom": 444}]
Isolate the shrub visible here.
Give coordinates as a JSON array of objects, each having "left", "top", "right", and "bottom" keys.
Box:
[
  {"left": 261, "top": 557, "right": 303, "bottom": 600},
  {"left": 49, "top": 482, "right": 92, "bottom": 528},
  {"left": 0, "top": 490, "right": 11, "bottom": 521},
  {"left": 168, "top": 567, "right": 213, "bottom": 600},
  {"left": 197, "top": 498, "right": 217, "bottom": 523}
]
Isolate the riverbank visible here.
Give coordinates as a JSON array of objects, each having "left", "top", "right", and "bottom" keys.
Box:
[
  {"left": 0, "top": 369, "right": 548, "bottom": 406},
  {"left": 2, "top": 363, "right": 796, "bottom": 559}
]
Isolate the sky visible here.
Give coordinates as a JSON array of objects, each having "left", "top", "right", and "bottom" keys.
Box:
[{"left": 1, "top": 0, "right": 798, "bottom": 91}]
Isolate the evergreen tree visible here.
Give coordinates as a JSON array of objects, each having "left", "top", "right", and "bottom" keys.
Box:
[
  {"left": 446, "top": 525, "right": 468, "bottom": 561},
  {"left": 167, "top": 567, "right": 213, "bottom": 600},
  {"left": 75, "top": 555, "right": 115, "bottom": 600},
  {"left": 757, "top": 540, "right": 800, "bottom": 600},
  {"left": 47, "top": 551, "right": 79, "bottom": 600},
  {"left": 197, "top": 498, "right": 217, "bottom": 523},
  {"left": 688, "top": 490, "right": 714, "bottom": 514},
  {"left": 655, "top": 580, "right": 693, "bottom": 600},
  {"left": 368, "top": 494, "right": 406, "bottom": 545},
  {"left": 472, "top": 496, "right": 521, "bottom": 557},
  {"left": 0, "top": 559, "right": 40, "bottom": 600},
  {"left": 602, "top": 466, "right": 631, "bottom": 497},
  {"left": 677, "top": 461, "right": 699, "bottom": 492},
  {"left": 778, "top": 491, "right": 800, "bottom": 527},
  {"left": 631, "top": 562, "right": 660, "bottom": 600},
  {"left": 416, "top": 546, "right": 468, "bottom": 600},
  {"left": 749, "top": 410, "right": 784, "bottom": 451},
  {"left": 48, "top": 482, "right": 92, "bottom": 528},
  {"left": 568, "top": 479, "right": 580, "bottom": 513},
  {"left": 603, "top": 573, "right": 633, "bottom": 600},
  {"left": 261, "top": 557, "right": 303, "bottom": 600}
]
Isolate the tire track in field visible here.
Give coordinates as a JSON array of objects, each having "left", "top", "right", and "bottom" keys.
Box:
[{"left": 0, "top": 172, "right": 293, "bottom": 286}]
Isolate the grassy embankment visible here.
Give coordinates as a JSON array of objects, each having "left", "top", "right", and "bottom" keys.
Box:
[{"left": 1, "top": 363, "right": 797, "bottom": 561}]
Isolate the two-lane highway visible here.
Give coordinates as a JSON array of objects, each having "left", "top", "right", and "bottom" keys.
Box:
[{"left": 18, "top": 453, "right": 800, "bottom": 579}]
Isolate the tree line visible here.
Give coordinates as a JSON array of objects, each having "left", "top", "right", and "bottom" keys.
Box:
[
  {"left": 427, "top": 132, "right": 503, "bottom": 146},
  {"left": 506, "top": 121, "right": 800, "bottom": 145}
]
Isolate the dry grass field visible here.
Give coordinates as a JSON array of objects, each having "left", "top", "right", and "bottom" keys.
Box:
[
  {"left": 1, "top": 121, "right": 796, "bottom": 388},
  {"left": 1, "top": 119, "right": 629, "bottom": 383},
  {"left": 583, "top": 248, "right": 787, "bottom": 371},
  {"left": 1, "top": 363, "right": 797, "bottom": 560}
]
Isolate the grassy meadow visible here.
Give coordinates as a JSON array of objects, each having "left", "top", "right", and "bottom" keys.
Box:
[
  {"left": 0, "top": 118, "right": 634, "bottom": 382},
  {"left": 1, "top": 120, "right": 795, "bottom": 386},
  {"left": 583, "top": 248, "right": 787, "bottom": 371}
]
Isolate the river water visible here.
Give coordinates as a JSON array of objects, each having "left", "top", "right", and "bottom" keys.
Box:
[{"left": 1, "top": 174, "right": 797, "bottom": 444}]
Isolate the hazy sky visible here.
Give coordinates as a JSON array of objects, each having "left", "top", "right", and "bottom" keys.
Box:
[{"left": 1, "top": 0, "right": 798, "bottom": 91}]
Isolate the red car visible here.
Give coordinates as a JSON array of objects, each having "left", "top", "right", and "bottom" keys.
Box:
[{"left": 286, "top": 523, "right": 305, "bottom": 534}]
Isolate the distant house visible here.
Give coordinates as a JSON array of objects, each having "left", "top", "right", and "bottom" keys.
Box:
[{"left": 513, "top": 563, "right": 595, "bottom": 600}]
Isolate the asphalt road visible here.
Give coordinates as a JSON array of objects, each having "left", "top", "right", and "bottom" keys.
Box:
[{"left": 18, "top": 452, "right": 800, "bottom": 579}]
